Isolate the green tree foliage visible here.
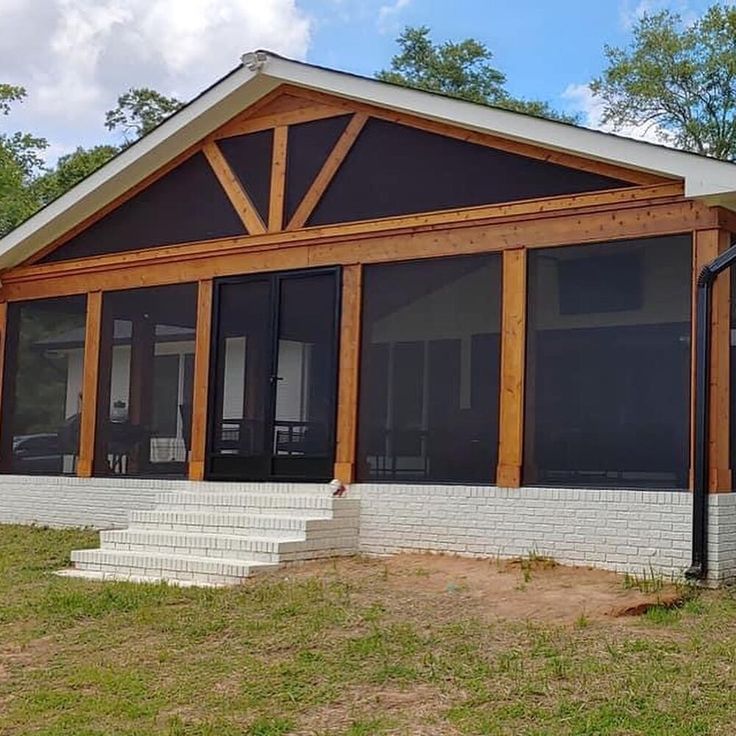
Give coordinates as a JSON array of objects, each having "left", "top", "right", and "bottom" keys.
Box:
[
  {"left": 377, "top": 26, "right": 578, "bottom": 123},
  {"left": 105, "top": 87, "right": 184, "bottom": 142},
  {"left": 33, "top": 145, "right": 119, "bottom": 207},
  {"left": 0, "top": 85, "right": 47, "bottom": 236},
  {"left": 592, "top": 4, "right": 736, "bottom": 160}
]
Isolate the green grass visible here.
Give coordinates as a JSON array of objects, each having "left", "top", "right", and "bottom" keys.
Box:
[{"left": 2, "top": 525, "right": 736, "bottom": 735}]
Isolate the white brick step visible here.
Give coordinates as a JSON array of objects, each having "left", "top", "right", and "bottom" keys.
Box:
[
  {"left": 128, "top": 509, "right": 355, "bottom": 536},
  {"left": 190, "top": 482, "right": 334, "bottom": 496},
  {"left": 69, "top": 548, "right": 276, "bottom": 585},
  {"left": 99, "top": 529, "right": 304, "bottom": 562},
  {"left": 56, "top": 569, "right": 230, "bottom": 588},
  {"left": 153, "top": 492, "right": 357, "bottom": 516}
]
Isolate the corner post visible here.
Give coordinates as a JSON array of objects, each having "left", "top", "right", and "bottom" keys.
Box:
[
  {"left": 189, "top": 279, "right": 214, "bottom": 481},
  {"left": 692, "top": 229, "right": 732, "bottom": 492},
  {"left": 334, "top": 264, "right": 362, "bottom": 483},
  {"left": 496, "top": 248, "right": 527, "bottom": 488},
  {"left": 77, "top": 291, "right": 102, "bottom": 477}
]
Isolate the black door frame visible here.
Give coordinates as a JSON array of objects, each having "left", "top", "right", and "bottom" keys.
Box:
[{"left": 205, "top": 265, "right": 342, "bottom": 482}]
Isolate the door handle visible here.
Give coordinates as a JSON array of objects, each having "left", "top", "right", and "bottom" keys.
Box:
[{"left": 269, "top": 375, "right": 284, "bottom": 384}]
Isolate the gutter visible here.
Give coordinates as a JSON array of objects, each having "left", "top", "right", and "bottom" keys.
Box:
[{"left": 685, "top": 239, "right": 736, "bottom": 580}]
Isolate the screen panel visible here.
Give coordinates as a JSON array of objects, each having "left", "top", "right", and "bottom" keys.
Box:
[
  {"left": 41, "top": 152, "right": 246, "bottom": 263},
  {"left": 357, "top": 254, "right": 502, "bottom": 483},
  {"left": 524, "top": 235, "right": 692, "bottom": 489},
  {"left": 284, "top": 115, "right": 351, "bottom": 224},
  {"left": 217, "top": 129, "right": 273, "bottom": 223},
  {"left": 309, "top": 118, "right": 631, "bottom": 226},
  {"left": 94, "top": 283, "right": 197, "bottom": 478},
  {"left": 0, "top": 295, "right": 88, "bottom": 474}
]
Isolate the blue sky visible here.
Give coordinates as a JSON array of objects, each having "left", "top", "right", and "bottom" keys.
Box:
[{"left": 0, "top": 0, "right": 723, "bottom": 162}]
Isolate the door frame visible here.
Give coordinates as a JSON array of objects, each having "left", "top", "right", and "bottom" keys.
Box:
[{"left": 205, "top": 265, "right": 342, "bottom": 482}]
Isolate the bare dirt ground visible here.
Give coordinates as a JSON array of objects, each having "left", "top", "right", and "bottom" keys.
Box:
[{"left": 269, "top": 552, "right": 684, "bottom": 625}]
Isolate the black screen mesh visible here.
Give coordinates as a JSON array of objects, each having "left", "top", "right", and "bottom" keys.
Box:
[
  {"left": 94, "top": 283, "right": 197, "bottom": 477},
  {"left": 1, "top": 295, "right": 87, "bottom": 474},
  {"left": 41, "top": 153, "right": 246, "bottom": 263},
  {"left": 524, "top": 235, "right": 692, "bottom": 489},
  {"left": 357, "top": 254, "right": 502, "bottom": 483}
]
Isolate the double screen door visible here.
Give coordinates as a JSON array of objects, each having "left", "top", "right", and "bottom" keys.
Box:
[{"left": 206, "top": 267, "right": 340, "bottom": 481}]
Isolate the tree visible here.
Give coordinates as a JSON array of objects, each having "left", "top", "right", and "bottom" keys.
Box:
[
  {"left": 33, "top": 145, "right": 119, "bottom": 207},
  {"left": 377, "top": 26, "right": 578, "bottom": 123},
  {"left": 591, "top": 4, "right": 736, "bottom": 160},
  {"left": 0, "top": 86, "right": 47, "bottom": 236},
  {"left": 105, "top": 87, "right": 184, "bottom": 143}
]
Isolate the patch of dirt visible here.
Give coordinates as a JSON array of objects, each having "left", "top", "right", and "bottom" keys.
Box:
[
  {"left": 269, "top": 554, "right": 684, "bottom": 625},
  {"left": 294, "top": 683, "right": 461, "bottom": 735}
]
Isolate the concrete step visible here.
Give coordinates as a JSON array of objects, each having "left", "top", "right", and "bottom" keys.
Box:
[
  {"left": 128, "top": 509, "right": 357, "bottom": 537},
  {"left": 69, "top": 548, "right": 277, "bottom": 585}
]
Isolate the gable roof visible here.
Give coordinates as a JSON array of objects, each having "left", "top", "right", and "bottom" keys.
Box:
[{"left": 2, "top": 50, "right": 735, "bottom": 271}]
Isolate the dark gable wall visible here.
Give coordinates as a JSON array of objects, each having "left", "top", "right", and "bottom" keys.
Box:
[
  {"left": 308, "top": 119, "right": 630, "bottom": 226},
  {"left": 40, "top": 115, "right": 634, "bottom": 264},
  {"left": 40, "top": 153, "right": 246, "bottom": 264}
]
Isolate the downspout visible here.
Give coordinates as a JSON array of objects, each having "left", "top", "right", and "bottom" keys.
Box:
[{"left": 685, "top": 239, "right": 736, "bottom": 580}]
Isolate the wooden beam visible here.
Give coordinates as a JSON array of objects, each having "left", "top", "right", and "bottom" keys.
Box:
[
  {"left": 286, "top": 113, "right": 368, "bottom": 230},
  {"left": 189, "top": 279, "right": 214, "bottom": 481},
  {"left": 77, "top": 290, "right": 102, "bottom": 477},
  {"left": 213, "top": 105, "right": 348, "bottom": 139},
  {"left": 497, "top": 248, "right": 526, "bottom": 488},
  {"left": 334, "top": 264, "right": 362, "bottom": 483},
  {"left": 6, "top": 182, "right": 684, "bottom": 285},
  {"left": 202, "top": 141, "right": 266, "bottom": 235},
  {"left": 268, "top": 126, "right": 288, "bottom": 232},
  {"left": 691, "top": 229, "right": 732, "bottom": 492},
  {"left": 0, "top": 197, "right": 708, "bottom": 302}
]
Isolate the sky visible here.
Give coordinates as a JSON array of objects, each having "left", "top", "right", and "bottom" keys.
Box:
[{"left": 0, "top": 0, "right": 725, "bottom": 163}]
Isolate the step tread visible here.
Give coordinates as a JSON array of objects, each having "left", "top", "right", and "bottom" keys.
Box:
[
  {"left": 56, "top": 569, "right": 230, "bottom": 588},
  {"left": 103, "top": 529, "right": 305, "bottom": 545},
  {"left": 71, "top": 548, "right": 278, "bottom": 573}
]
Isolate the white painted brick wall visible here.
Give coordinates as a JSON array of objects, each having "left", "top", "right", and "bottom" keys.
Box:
[
  {"left": 2, "top": 475, "right": 735, "bottom": 585},
  {"left": 356, "top": 484, "right": 736, "bottom": 584}
]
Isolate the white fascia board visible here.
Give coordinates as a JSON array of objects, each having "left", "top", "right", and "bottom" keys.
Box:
[
  {"left": 262, "top": 55, "right": 736, "bottom": 200},
  {"left": 0, "top": 66, "right": 279, "bottom": 269}
]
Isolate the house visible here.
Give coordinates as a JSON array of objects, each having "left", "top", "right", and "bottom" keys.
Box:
[{"left": 0, "top": 51, "right": 735, "bottom": 585}]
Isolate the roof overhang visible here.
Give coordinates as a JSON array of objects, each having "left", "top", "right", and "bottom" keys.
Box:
[{"left": 2, "top": 51, "right": 735, "bottom": 271}]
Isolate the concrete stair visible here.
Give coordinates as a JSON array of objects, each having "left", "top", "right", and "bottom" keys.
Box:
[{"left": 60, "top": 482, "right": 359, "bottom": 586}]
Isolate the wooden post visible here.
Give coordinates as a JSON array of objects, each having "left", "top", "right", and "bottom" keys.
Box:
[
  {"left": 78, "top": 291, "right": 102, "bottom": 477},
  {"left": 189, "top": 279, "right": 214, "bottom": 481},
  {"left": 496, "top": 248, "right": 527, "bottom": 488},
  {"left": 334, "top": 264, "right": 362, "bottom": 483},
  {"left": 691, "top": 229, "right": 732, "bottom": 492},
  {"left": 268, "top": 126, "right": 288, "bottom": 232}
]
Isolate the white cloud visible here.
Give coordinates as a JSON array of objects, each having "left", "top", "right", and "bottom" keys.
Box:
[
  {"left": 562, "top": 82, "right": 670, "bottom": 146},
  {"left": 0, "top": 0, "right": 312, "bottom": 157},
  {"left": 377, "top": 0, "right": 411, "bottom": 34},
  {"left": 618, "top": 0, "right": 696, "bottom": 30}
]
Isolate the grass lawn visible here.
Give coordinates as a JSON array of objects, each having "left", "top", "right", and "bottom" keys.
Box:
[{"left": 1, "top": 526, "right": 736, "bottom": 735}]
